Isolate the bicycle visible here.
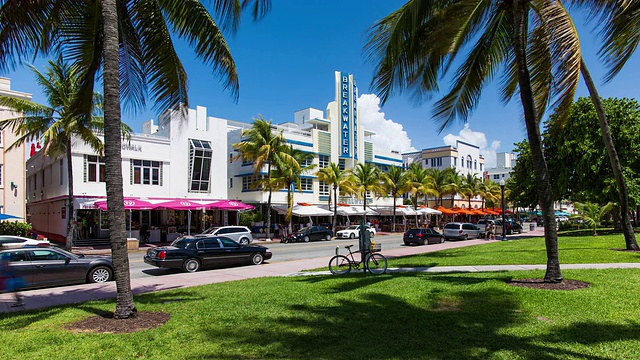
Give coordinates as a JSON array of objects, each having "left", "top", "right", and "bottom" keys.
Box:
[{"left": 328, "top": 244, "right": 388, "bottom": 275}]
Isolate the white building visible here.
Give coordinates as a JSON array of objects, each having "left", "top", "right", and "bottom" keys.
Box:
[
  {"left": 485, "top": 152, "right": 517, "bottom": 182},
  {"left": 0, "top": 78, "right": 28, "bottom": 221}
]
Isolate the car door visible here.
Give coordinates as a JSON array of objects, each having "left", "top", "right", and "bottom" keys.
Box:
[
  {"left": 0, "top": 250, "right": 35, "bottom": 288},
  {"left": 195, "top": 238, "right": 224, "bottom": 267},
  {"left": 218, "top": 237, "right": 247, "bottom": 264},
  {"left": 27, "top": 248, "right": 86, "bottom": 287},
  {"left": 425, "top": 229, "right": 439, "bottom": 243}
]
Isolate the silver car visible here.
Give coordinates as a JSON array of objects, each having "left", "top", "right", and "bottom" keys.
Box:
[
  {"left": 443, "top": 222, "right": 482, "bottom": 240},
  {"left": 200, "top": 226, "right": 253, "bottom": 245}
]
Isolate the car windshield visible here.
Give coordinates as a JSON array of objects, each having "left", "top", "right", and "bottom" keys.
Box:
[
  {"left": 345, "top": 226, "right": 359, "bottom": 230},
  {"left": 170, "top": 238, "right": 192, "bottom": 249},
  {"left": 297, "top": 226, "right": 313, "bottom": 233},
  {"left": 444, "top": 224, "right": 460, "bottom": 229},
  {"left": 202, "top": 227, "right": 220, "bottom": 234}
]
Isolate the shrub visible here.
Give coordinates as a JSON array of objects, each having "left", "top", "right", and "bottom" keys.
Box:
[{"left": 0, "top": 221, "right": 33, "bottom": 237}]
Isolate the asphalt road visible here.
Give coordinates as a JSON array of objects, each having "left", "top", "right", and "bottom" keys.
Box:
[{"left": 129, "top": 233, "right": 406, "bottom": 279}]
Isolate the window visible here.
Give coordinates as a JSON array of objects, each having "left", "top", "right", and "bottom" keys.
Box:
[
  {"left": 430, "top": 158, "right": 442, "bottom": 167},
  {"left": 229, "top": 178, "right": 233, "bottom": 189},
  {"left": 319, "top": 155, "right": 329, "bottom": 168},
  {"left": 474, "top": 160, "right": 477, "bottom": 170},
  {"left": 339, "top": 159, "right": 346, "bottom": 171},
  {"left": 300, "top": 154, "right": 313, "bottom": 167},
  {"left": 461, "top": 156, "right": 464, "bottom": 167},
  {"left": 242, "top": 175, "right": 263, "bottom": 191},
  {"left": 467, "top": 155, "right": 472, "bottom": 169},
  {"left": 453, "top": 157, "right": 457, "bottom": 166},
  {"left": 189, "top": 139, "right": 213, "bottom": 192},
  {"left": 493, "top": 174, "right": 500, "bottom": 180},
  {"left": 299, "top": 178, "right": 313, "bottom": 191},
  {"left": 319, "top": 181, "right": 329, "bottom": 196},
  {"left": 59, "top": 159, "right": 63, "bottom": 185},
  {"left": 131, "top": 159, "right": 162, "bottom": 185},
  {"left": 85, "top": 155, "right": 106, "bottom": 182}
]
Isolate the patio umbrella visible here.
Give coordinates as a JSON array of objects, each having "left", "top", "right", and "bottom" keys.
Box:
[
  {"left": 155, "top": 200, "right": 207, "bottom": 236},
  {"left": 0, "top": 213, "right": 22, "bottom": 221},
  {"left": 94, "top": 198, "right": 158, "bottom": 237},
  {"left": 206, "top": 200, "right": 255, "bottom": 211}
]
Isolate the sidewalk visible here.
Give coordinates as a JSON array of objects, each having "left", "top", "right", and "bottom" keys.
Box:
[{"left": 5, "top": 225, "right": 624, "bottom": 313}]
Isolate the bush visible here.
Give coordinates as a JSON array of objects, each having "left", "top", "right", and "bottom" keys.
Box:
[
  {"left": 239, "top": 211, "right": 264, "bottom": 227},
  {"left": 0, "top": 221, "right": 33, "bottom": 237}
]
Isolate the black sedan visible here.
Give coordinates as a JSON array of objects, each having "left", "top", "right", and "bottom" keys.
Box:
[
  {"left": 0, "top": 247, "right": 113, "bottom": 290},
  {"left": 144, "top": 235, "right": 272, "bottom": 272},
  {"left": 285, "top": 226, "right": 333, "bottom": 243},
  {"left": 403, "top": 228, "right": 445, "bottom": 246},
  {"left": 495, "top": 220, "right": 524, "bottom": 235}
]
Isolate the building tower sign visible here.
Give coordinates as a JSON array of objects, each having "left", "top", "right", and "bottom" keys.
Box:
[{"left": 338, "top": 72, "right": 358, "bottom": 159}]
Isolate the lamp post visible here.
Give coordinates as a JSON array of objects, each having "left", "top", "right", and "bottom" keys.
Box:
[{"left": 499, "top": 179, "right": 506, "bottom": 240}]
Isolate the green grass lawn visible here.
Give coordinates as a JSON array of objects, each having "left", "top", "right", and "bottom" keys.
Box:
[
  {"left": 388, "top": 233, "right": 640, "bottom": 268},
  {"left": 2, "top": 233, "right": 640, "bottom": 359}
]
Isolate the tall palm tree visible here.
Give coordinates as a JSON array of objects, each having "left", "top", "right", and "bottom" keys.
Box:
[
  {"left": 480, "top": 179, "right": 501, "bottom": 210},
  {"left": 0, "top": 58, "right": 131, "bottom": 251},
  {"left": 382, "top": 166, "right": 410, "bottom": 232},
  {"left": 425, "top": 168, "right": 449, "bottom": 207},
  {"left": 0, "top": 0, "right": 271, "bottom": 318},
  {"left": 460, "top": 174, "right": 482, "bottom": 210},
  {"left": 444, "top": 171, "right": 463, "bottom": 209},
  {"left": 233, "top": 116, "right": 286, "bottom": 241},
  {"left": 364, "top": 0, "right": 590, "bottom": 282},
  {"left": 316, "top": 162, "right": 356, "bottom": 234},
  {"left": 271, "top": 145, "right": 316, "bottom": 233},
  {"left": 406, "top": 163, "right": 428, "bottom": 210},
  {"left": 351, "top": 163, "right": 383, "bottom": 223}
]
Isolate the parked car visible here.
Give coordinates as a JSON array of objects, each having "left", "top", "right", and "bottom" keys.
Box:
[
  {"left": 494, "top": 220, "right": 523, "bottom": 235},
  {"left": 335, "top": 225, "right": 376, "bottom": 239},
  {"left": 0, "top": 235, "right": 51, "bottom": 249},
  {"left": 144, "top": 235, "right": 272, "bottom": 272},
  {"left": 442, "top": 222, "right": 482, "bottom": 240},
  {"left": 286, "top": 226, "right": 333, "bottom": 243},
  {"left": 0, "top": 247, "right": 113, "bottom": 290},
  {"left": 476, "top": 219, "right": 495, "bottom": 229},
  {"left": 403, "top": 228, "right": 445, "bottom": 245},
  {"left": 200, "top": 226, "right": 253, "bottom": 245}
]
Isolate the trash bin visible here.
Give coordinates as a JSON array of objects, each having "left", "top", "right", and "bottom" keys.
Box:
[{"left": 529, "top": 223, "right": 535, "bottom": 231}]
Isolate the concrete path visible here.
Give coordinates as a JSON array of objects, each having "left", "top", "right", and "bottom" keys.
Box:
[{"left": 3, "top": 227, "right": 637, "bottom": 313}]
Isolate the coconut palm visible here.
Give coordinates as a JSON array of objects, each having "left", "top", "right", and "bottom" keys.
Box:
[
  {"left": 406, "top": 163, "right": 428, "bottom": 210},
  {"left": 425, "top": 168, "right": 450, "bottom": 207},
  {"left": 270, "top": 145, "right": 316, "bottom": 233},
  {"left": 351, "top": 163, "right": 383, "bottom": 223},
  {"left": 444, "top": 171, "right": 463, "bottom": 209},
  {"left": 364, "top": 0, "right": 586, "bottom": 282},
  {"left": 0, "top": 0, "right": 271, "bottom": 318},
  {"left": 480, "top": 179, "right": 501, "bottom": 210},
  {"left": 316, "top": 162, "right": 356, "bottom": 234},
  {"left": 571, "top": 202, "right": 615, "bottom": 236},
  {"left": 381, "top": 165, "right": 410, "bottom": 232},
  {"left": 0, "top": 58, "right": 132, "bottom": 251},
  {"left": 460, "top": 174, "right": 482, "bottom": 210},
  {"left": 233, "top": 116, "right": 286, "bottom": 241}
]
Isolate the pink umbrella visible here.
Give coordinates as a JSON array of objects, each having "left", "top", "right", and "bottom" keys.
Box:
[
  {"left": 155, "top": 200, "right": 206, "bottom": 235},
  {"left": 94, "top": 198, "right": 158, "bottom": 211},
  {"left": 206, "top": 200, "right": 254, "bottom": 211}
]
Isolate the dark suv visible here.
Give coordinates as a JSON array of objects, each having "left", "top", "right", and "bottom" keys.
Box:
[
  {"left": 285, "top": 226, "right": 333, "bottom": 243},
  {"left": 403, "top": 228, "right": 445, "bottom": 246},
  {"left": 494, "top": 220, "right": 523, "bottom": 235}
]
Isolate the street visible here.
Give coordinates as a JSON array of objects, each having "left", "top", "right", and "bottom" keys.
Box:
[{"left": 129, "top": 233, "right": 406, "bottom": 278}]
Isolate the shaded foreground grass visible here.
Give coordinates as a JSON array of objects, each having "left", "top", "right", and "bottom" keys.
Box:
[
  {"left": 389, "top": 233, "right": 640, "bottom": 268},
  {"left": 2, "top": 268, "right": 640, "bottom": 359}
]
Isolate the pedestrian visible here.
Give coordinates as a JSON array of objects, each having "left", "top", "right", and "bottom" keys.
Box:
[
  {"left": 484, "top": 222, "right": 492, "bottom": 240},
  {"left": 489, "top": 222, "right": 497, "bottom": 240},
  {"left": 0, "top": 255, "right": 27, "bottom": 307},
  {"left": 273, "top": 223, "right": 280, "bottom": 240}
]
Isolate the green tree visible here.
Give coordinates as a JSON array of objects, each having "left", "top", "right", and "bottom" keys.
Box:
[
  {"left": 317, "top": 162, "right": 356, "bottom": 234},
  {"left": 460, "top": 174, "right": 482, "bottom": 210},
  {"left": 425, "top": 168, "right": 450, "bottom": 207},
  {"left": 406, "top": 163, "right": 428, "bottom": 210},
  {"left": 0, "top": 0, "right": 271, "bottom": 318},
  {"left": 382, "top": 166, "right": 410, "bottom": 232},
  {"left": 0, "top": 58, "right": 131, "bottom": 251},
  {"left": 351, "top": 163, "right": 383, "bottom": 223},
  {"left": 571, "top": 202, "right": 615, "bottom": 236},
  {"left": 233, "top": 116, "right": 286, "bottom": 241},
  {"left": 271, "top": 146, "right": 316, "bottom": 233}
]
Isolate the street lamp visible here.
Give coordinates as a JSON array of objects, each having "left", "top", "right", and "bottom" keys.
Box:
[{"left": 500, "top": 179, "right": 506, "bottom": 240}]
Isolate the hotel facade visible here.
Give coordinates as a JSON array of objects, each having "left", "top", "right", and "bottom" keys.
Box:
[{"left": 26, "top": 72, "right": 403, "bottom": 243}]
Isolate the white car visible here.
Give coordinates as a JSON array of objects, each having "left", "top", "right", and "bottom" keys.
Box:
[
  {"left": 0, "top": 235, "right": 51, "bottom": 249},
  {"left": 335, "top": 225, "right": 376, "bottom": 239}
]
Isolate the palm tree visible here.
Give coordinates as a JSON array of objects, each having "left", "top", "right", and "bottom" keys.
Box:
[
  {"left": 0, "top": 58, "right": 131, "bottom": 251},
  {"left": 351, "top": 163, "right": 383, "bottom": 223},
  {"left": 316, "top": 162, "right": 356, "bottom": 234},
  {"left": 445, "top": 171, "right": 463, "bottom": 209},
  {"left": 364, "top": 0, "right": 588, "bottom": 282},
  {"left": 382, "top": 166, "right": 410, "bottom": 232},
  {"left": 406, "top": 163, "right": 428, "bottom": 210},
  {"left": 0, "top": 0, "right": 271, "bottom": 318},
  {"left": 425, "top": 168, "right": 449, "bottom": 207},
  {"left": 571, "top": 202, "right": 615, "bottom": 236},
  {"left": 480, "top": 179, "right": 501, "bottom": 210},
  {"left": 460, "top": 174, "right": 482, "bottom": 210},
  {"left": 271, "top": 145, "right": 316, "bottom": 233},
  {"left": 233, "top": 116, "right": 286, "bottom": 241}
]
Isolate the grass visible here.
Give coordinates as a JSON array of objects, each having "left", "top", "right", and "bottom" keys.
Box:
[
  {"left": 2, "top": 232, "right": 640, "bottom": 359},
  {"left": 388, "top": 233, "right": 640, "bottom": 268}
]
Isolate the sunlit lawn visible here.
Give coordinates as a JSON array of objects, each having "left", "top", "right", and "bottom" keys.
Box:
[{"left": 2, "top": 232, "right": 640, "bottom": 359}]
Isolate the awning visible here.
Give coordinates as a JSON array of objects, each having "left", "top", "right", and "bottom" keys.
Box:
[
  {"left": 74, "top": 197, "right": 103, "bottom": 210},
  {"left": 273, "top": 204, "right": 334, "bottom": 217},
  {"left": 374, "top": 206, "right": 419, "bottom": 216},
  {"left": 0, "top": 213, "right": 22, "bottom": 221},
  {"left": 154, "top": 199, "right": 207, "bottom": 210},
  {"left": 417, "top": 206, "right": 442, "bottom": 215},
  {"left": 437, "top": 206, "right": 457, "bottom": 216}
]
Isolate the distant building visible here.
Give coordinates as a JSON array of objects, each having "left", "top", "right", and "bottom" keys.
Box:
[
  {"left": 485, "top": 152, "right": 517, "bottom": 182},
  {"left": 0, "top": 77, "right": 28, "bottom": 221}
]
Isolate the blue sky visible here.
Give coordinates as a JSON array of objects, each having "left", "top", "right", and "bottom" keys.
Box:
[{"left": 3, "top": 1, "right": 640, "bottom": 167}]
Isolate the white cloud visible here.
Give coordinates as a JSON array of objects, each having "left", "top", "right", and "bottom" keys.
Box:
[
  {"left": 358, "top": 94, "right": 417, "bottom": 154},
  {"left": 443, "top": 124, "right": 501, "bottom": 168}
]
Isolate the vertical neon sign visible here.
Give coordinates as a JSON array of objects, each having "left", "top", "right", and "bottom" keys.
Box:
[{"left": 339, "top": 72, "right": 358, "bottom": 159}]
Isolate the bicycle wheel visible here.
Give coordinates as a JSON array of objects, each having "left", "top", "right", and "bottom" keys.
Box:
[
  {"left": 366, "top": 253, "right": 388, "bottom": 275},
  {"left": 328, "top": 255, "right": 351, "bottom": 275}
]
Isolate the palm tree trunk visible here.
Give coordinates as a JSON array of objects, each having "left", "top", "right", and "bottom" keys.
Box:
[
  {"left": 265, "top": 162, "right": 272, "bottom": 240},
  {"left": 512, "top": 0, "right": 563, "bottom": 282},
  {"left": 65, "top": 139, "right": 75, "bottom": 251},
  {"left": 101, "top": 0, "right": 137, "bottom": 318},
  {"left": 581, "top": 60, "right": 639, "bottom": 250}
]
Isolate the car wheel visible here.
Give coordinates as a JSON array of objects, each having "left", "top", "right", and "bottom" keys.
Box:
[
  {"left": 440, "top": 237, "right": 445, "bottom": 244},
  {"left": 403, "top": 241, "right": 410, "bottom": 246},
  {"left": 422, "top": 239, "right": 428, "bottom": 246},
  {"left": 239, "top": 237, "right": 250, "bottom": 245},
  {"left": 88, "top": 266, "right": 112, "bottom": 283},
  {"left": 325, "top": 234, "right": 332, "bottom": 241},
  {"left": 349, "top": 233, "right": 355, "bottom": 239},
  {"left": 182, "top": 258, "right": 200, "bottom": 273},
  {"left": 304, "top": 236, "right": 310, "bottom": 242},
  {"left": 464, "top": 234, "right": 469, "bottom": 240},
  {"left": 251, "top": 252, "right": 264, "bottom": 265}
]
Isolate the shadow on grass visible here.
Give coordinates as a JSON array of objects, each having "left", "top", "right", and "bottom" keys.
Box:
[
  {"left": 0, "top": 307, "right": 64, "bottom": 331},
  {"left": 194, "top": 279, "right": 629, "bottom": 359}
]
